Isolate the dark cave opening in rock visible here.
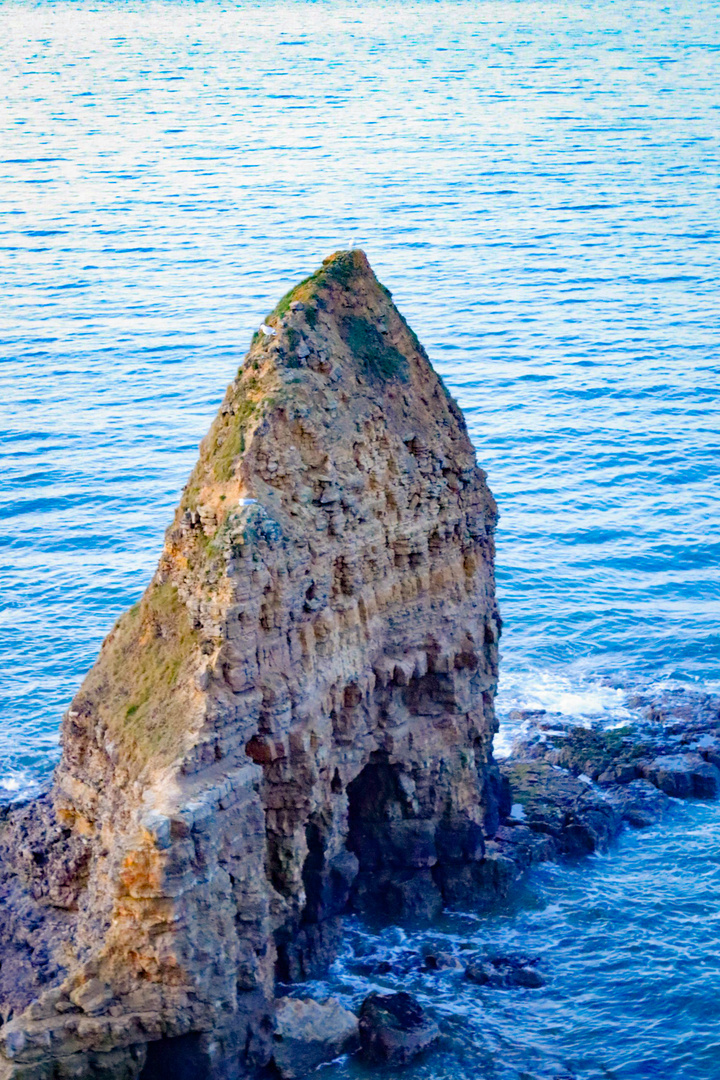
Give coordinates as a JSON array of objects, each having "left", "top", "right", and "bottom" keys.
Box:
[
  {"left": 274, "top": 811, "right": 359, "bottom": 984},
  {"left": 139, "top": 1033, "right": 208, "bottom": 1080},
  {"left": 301, "top": 813, "right": 329, "bottom": 926},
  {"left": 346, "top": 757, "right": 443, "bottom": 923}
]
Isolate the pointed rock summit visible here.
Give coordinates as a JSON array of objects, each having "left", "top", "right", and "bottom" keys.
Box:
[{"left": 0, "top": 251, "right": 502, "bottom": 1080}]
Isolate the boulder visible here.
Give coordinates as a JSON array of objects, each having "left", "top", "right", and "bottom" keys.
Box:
[
  {"left": 644, "top": 754, "right": 720, "bottom": 799},
  {"left": 359, "top": 992, "right": 439, "bottom": 1065},
  {"left": 499, "top": 762, "right": 621, "bottom": 856},
  {"left": 465, "top": 954, "right": 545, "bottom": 989},
  {"left": 603, "top": 779, "right": 671, "bottom": 827},
  {"left": 272, "top": 997, "right": 359, "bottom": 1079},
  {"left": 493, "top": 823, "right": 556, "bottom": 868}
]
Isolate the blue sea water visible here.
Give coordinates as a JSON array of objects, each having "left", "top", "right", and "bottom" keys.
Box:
[{"left": 1, "top": 0, "right": 719, "bottom": 1075}]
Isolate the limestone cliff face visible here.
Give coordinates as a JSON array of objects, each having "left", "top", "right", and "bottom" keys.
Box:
[{"left": 0, "top": 251, "right": 501, "bottom": 1080}]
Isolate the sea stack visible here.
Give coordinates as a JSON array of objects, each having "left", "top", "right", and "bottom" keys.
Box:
[{"left": 0, "top": 251, "right": 502, "bottom": 1079}]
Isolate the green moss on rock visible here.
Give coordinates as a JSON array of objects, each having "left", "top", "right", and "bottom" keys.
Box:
[
  {"left": 340, "top": 314, "right": 408, "bottom": 382},
  {"left": 212, "top": 379, "right": 259, "bottom": 483},
  {"left": 271, "top": 250, "right": 361, "bottom": 323}
]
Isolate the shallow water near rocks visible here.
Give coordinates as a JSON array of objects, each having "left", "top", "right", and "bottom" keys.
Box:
[
  {"left": 1, "top": 0, "right": 719, "bottom": 1075},
  {"left": 309, "top": 797, "right": 720, "bottom": 1080}
]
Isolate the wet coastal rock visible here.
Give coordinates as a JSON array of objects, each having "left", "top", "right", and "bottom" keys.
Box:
[
  {"left": 465, "top": 954, "right": 545, "bottom": 989},
  {"left": 602, "top": 779, "right": 670, "bottom": 828},
  {"left": 350, "top": 947, "right": 423, "bottom": 979},
  {"left": 511, "top": 689, "right": 720, "bottom": 792},
  {"left": 272, "top": 997, "right": 358, "bottom": 1079},
  {"left": 422, "top": 951, "right": 464, "bottom": 972},
  {"left": 497, "top": 762, "right": 622, "bottom": 858},
  {"left": 644, "top": 754, "right": 720, "bottom": 799},
  {"left": 499, "top": 688, "right": 720, "bottom": 851},
  {"left": 0, "top": 251, "right": 502, "bottom": 1080},
  {"left": 358, "top": 992, "right": 439, "bottom": 1065}
]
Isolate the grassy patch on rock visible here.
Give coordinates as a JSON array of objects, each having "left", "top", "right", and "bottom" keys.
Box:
[
  {"left": 211, "top": 379, "right": 259, "bottom": 483},
  {"left": 270, "top": 250, "right": 411, "bottom": 382},
  {"left": 77, "top": 582, "right": 200, "bottom": 772},
  {"left": 340, "top": 314, "right": 408, "bottom": 382},
  {"left": 182, "top": 372, "right": 269, "bottom": 510},
  {"left": 271, "top": 250, "right": 361, "bottom": 322}
]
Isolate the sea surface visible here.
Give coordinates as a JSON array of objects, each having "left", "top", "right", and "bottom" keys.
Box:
[{"left": 1, "top": 0, "right": 719, "bottom": 1076}]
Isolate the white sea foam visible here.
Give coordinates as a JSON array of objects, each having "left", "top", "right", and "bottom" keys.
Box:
[
  {"left": 498, "top": 669, "right": 630, "bottom": 719},
  {"left": 493, "top": 666, "right": 637, "bottom": 757},
  {"left": 0, "top": 768, "right": 35, "bottom": 799}
]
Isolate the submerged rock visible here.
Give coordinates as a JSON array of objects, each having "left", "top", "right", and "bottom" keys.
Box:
[
  {"left": 358, "top": 992, "right": 439, "bottom": 1065},
  {"left": 465, "top": 954, "right": 545, "bottom": 989},
  {"left": 272, "top": 997, "right": 358, "bottom": 1079},
  {"left": 350, "top": 948, "right": 422, "bottom": 978},
  {"left": 422, "top": 950, "right": 464, "bottom": 972},
  {"left": 0, "top": 251, "right": 502, "bottom": 1080}
]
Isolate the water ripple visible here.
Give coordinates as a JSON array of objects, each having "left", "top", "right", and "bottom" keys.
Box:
[{"left": 1, "top": 0, "right": 719, "bottom": 1071}]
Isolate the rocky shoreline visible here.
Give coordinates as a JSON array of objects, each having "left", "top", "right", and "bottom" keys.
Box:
[{"left": 498, "top": 684, "right": 720, "bottom": 869}]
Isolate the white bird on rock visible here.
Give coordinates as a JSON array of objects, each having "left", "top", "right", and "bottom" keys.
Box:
[{"left": 259, "top": 323, "right": 276, "bottom": 336}]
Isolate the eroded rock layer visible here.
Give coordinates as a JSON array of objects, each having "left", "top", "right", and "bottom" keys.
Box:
[{"left": 0, "top": 251, "right": 501, "bottom": 1080}]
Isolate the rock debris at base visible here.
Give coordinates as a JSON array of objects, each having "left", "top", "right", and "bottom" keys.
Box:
[
  {"left": 358, "top": 992, "right": 439, "bottom": 1066},
  {"left": 272, "top": 997, "right": 358, "bottom": 1079},
  {"left": 496, "top": 686, "right": 720, "bottom": 873}
]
